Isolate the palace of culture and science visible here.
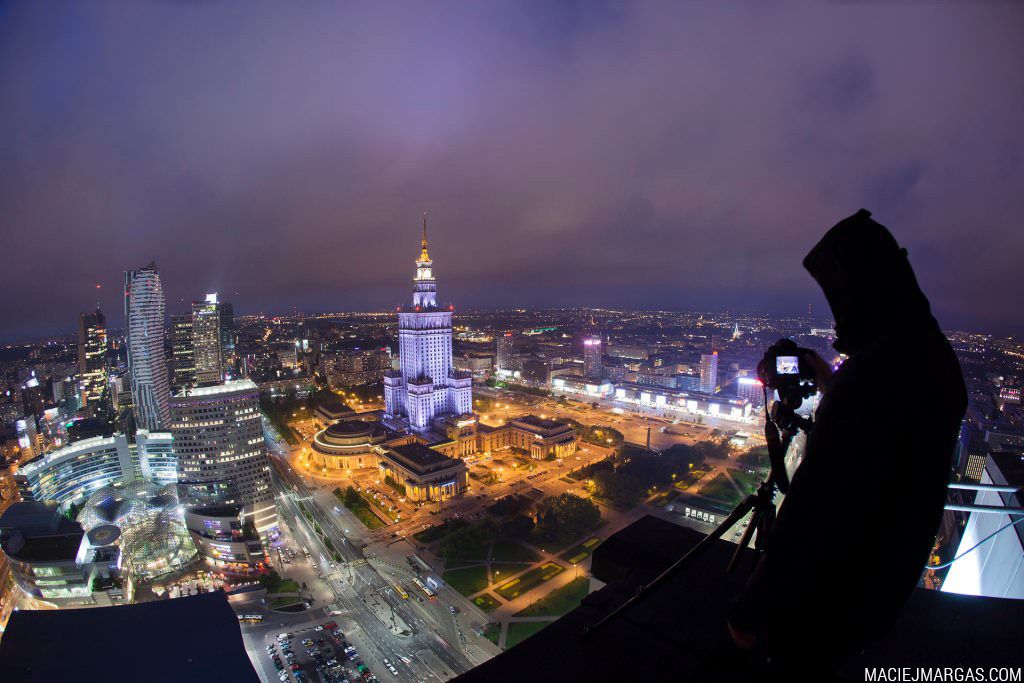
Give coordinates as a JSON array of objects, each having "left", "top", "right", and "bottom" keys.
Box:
[{"left": 383, "top": 218, "right": 473, "bottom": 431}]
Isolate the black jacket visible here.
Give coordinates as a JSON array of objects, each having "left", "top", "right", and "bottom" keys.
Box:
[{"left": 731, "top": 210, "right": 967, "bottom": 673}]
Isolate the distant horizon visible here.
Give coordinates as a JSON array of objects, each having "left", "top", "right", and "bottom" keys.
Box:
[{"left": 5, "top": 300, "right": 1018, "bottom": 348}]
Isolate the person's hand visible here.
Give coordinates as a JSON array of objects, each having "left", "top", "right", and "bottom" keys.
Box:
[
  {"left": 802, "top": 350, "right": 833, "bottom": 391},
  {"left": 727, "top": 619, "right": 759, "bottom": 649}
]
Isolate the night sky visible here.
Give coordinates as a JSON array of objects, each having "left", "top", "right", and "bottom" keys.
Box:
[{"left": 1, "top": 2, "right": 1022, "bottom": 342}]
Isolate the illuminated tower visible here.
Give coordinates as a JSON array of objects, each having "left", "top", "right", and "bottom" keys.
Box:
[
  {"left": 124, "top": 263, "right": 170, "bottom": 431},
  {"left": 77, "top": 307, "right": 108, "bottom": 413},
  {"left": 700, "top": 352, "right": 718, "bottom": 394},
  {"left": 384, "top": 216, "right": 472, "bottom": 430},
  {"left": 583, "top": 336, "right": 603, "bottom": 380}
]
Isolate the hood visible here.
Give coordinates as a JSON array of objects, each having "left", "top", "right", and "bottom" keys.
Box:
[{"left": 803, "top": 209, "right": 934, "bottom": 356}]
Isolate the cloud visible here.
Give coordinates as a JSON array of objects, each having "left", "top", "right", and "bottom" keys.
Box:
[{"left": 0, "top": 1, "right": 1022, "bottom": 340}]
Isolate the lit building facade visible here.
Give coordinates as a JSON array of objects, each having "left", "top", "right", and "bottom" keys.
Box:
[
  {"left": 308, "top": 420, "right": 391, "bottom": 471},
  {"left": 192, "top": 294, "right": 224, "bottom": 385},
  {"left": 699, "top": 352, "right": 718, "bottom": 394},
  {"left": 583, "top": 336, "right": 603, "bottom": 379},
  {"left": 170, "top": 380, "right": 276, "bottom": 540},
  {"left": 383, "top": 218, "right": 472, "bottom": 430},
  {"left": 15, "top": 435, "right": 136, "bottom": 506},
  {"left": 496, "top": 332, "right": 514, "bottom": 371},
  {"left": 377, "top": 443, "right": 468, "bottom": 502},
  {"left": 77, "top": 307, "right": 108, "bottom": 413},
  {"left": 124, "top": 263, "right": 170, "bottom": 431},
  {"left": 14, "top": 432, "right": 176, "bottom": 506},
  {"left": 170, "top": 313, "right": 195, "bottom": 392}
]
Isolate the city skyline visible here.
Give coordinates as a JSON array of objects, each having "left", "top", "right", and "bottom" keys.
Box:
[{"left": 1, "top": 3, "right": 1023, "bottom": 341}]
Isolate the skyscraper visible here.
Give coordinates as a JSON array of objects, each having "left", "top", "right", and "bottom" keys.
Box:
[
  {"left": 170, "top": 313, "right": 195, "bottom": 392},
  {"left": 383, "top": 217, "right": 472, "bottom": 431},
  {"left": 124, "top": 263, "right": 170, "bottom": 431},
  {"left": 583, "top": 336, "right": 603, "bottom": 380},
  {"left": 699, "top": 351, "right": 718, "bottom": 394},
  {"left": 192, "top": 294, "right": 223, "bottom": 385},
  {"left": 219, "top": 301, "right": 235, "bottom": 377},
  {"left": 170, "top": 379, "right": 276, "bottom": 534},
  {"left": 77, "top": 307, "right": 108, "bottom": 413},
  {"left": 496, "top": 332, "right": 514, "bottom": 371}
]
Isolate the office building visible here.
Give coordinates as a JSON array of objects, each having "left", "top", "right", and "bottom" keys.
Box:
[
  {"left": 170, "top": 379, "right": 276, "bottom": 541},
  {"left": 170, "top": 313, "right": 195, "bottom": 391},
  {"left": 219, "top": 301, "right": 235, "bottom": 375},
  {"left": 14, "top": 432, "right": 176, "bottom": 506},
  {"left": 192, "top": 294, "right": 224, "bottom": 385},
  {"left": 77, "top": 307, "right": 108, "bottom": 413},
  {"left": 583, "top": 336, "right": 603, "bottom": 379},
  {"left": 736, "top": 376, "right": 765, "bottom": 408},
  {"left": 699, "top": 352, "right": 718, "bottom": 394},
  {"left": 124, "top": 263, "right": 170, "bottom": 431},
  {"left": 496, "top": 332, "right": 514, "bottom": 371},
  {"left": 383, "top": 218, "right": 472, "bottom": 430},
  {"left": 0, "top": 501, "right": 118, "bottom": 609}
]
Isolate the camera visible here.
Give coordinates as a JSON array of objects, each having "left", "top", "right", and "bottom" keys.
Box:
[{"left": 757, "top": 338, "right": 817, "bottom": 406}]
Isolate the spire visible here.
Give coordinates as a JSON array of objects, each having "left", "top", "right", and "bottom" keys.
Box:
[{"left": 418, "top": 212, "right": 430, "bottom": 262}]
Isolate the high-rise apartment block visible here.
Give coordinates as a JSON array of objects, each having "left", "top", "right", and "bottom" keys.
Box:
[
  {"left": 496, "top": 332, "right": 514, "bottom": 371},
  {"left": 170, "top": 313, "right": 195, "bottom": 392},
  {"left": 699, "top": 352, "right": 718, "bottom": 394},
  {"left": 77, "top": 307, "right": 108, "bottom": 413},
  {"left": 124, "top": 263, "right": 170, "bottom": 431},
  {"left": 583, "top": 336, "right": 603, "bottom": 380}
]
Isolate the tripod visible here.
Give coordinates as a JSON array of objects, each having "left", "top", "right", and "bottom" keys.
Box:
[{"left": 583, "top": 397, "right": 811, "bottom": 637}]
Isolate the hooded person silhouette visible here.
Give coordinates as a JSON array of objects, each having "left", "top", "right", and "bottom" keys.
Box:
[{"left": 726, "top": 210, "right": 967, "bottom": 677}]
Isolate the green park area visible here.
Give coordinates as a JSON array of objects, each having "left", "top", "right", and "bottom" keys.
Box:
[
  {"left": 505, "top": 621, "right": 550, "bottom": 649},
  {"left": 561, "top": 536, "right": 601, "bottom": 565},
  {"left": 442, "top": 565, "right": 489, "bottom": 597},
  {"left": 697, "top": 473, "right": 742, "bottom": 507},
  {"left": 513, "top": 577, "right": 590, "bottom": 618},
  {"left": 334, "top": 487, "right": 386, "bottom": 530},
  {"left": 472, "top": 593, "right": 501, "bottom": 612},
  {"left": 728, "top": 467, "right": 762, "bottom": 495},
  {"left": 491, "top": 537, "right": 539, "bottom": 563},
  {"left": 494, "top": 562, "right": 565, "bottom": 600}
]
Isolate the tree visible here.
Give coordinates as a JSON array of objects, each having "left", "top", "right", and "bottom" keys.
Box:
[
  {"left": 533, "top": 493, "right": 600, "bottom": 544},
  {"left": 591, "top": 469, "right": 646, "bottom": 506}
]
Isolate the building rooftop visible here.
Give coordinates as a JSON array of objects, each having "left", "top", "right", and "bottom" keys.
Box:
[
  {"left": 512, "top": 414, "right": 570, "bottom": 431},
  {"left": 387, "top": 443, "right": 454, "bottom": 472},
  {"left": 0, "top": 502, "right": 85, "bottom": 563},
  {"left": 0, "top": 591, "right": 259, "bottom": 682},
  {"left": 173, "top": 378, "right": 257, "bottom": 398}
]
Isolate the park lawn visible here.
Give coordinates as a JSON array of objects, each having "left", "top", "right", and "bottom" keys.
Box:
[
  {"left": 505, "top": 621, "right": 551, "bottom": 649},
  {"left": 278, "top": 579, "right": 300, "bottom": 593},
  {"left": 483, "top": 624, "right": 501, "bottom": 646},
  {"left": 698, "top": 473, "right": 742, "bottom": 507},
  {"left": 335, "top": 489, "right": 387, "bottom": 530},
  {"left": 491, "top": 563, "right": 530, "bottom": 582},
  {"left": 494, "top": 562, "right": 565, "bottom": 601},
  {"left": 361, "top": 491, "right": 399, "bottom": 522},
  {"left": 560, "top": 537, "right": 602, "bottom": 564},
  {"left": 728, "top": 467, "right": 762, "bottom": 495},
  {"left": 270, "top": 596, "right": 304, "bottom": 609},
  {"left": 513, "top": 577, "right": 590, "bottom": 617},
  {"left": 472, "top": 593, "right": 501, "bottom": 612},
  {"left": 443, "top": 565, "right": 489, "bottom": 597},
  {"left": 490, "top": 537, "right": 540, "bottom": 563}
]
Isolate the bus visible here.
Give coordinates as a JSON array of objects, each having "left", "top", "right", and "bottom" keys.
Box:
[
  {"left": 412, "top": 577, "right": 436, "bottom": 599},
  {"left": 393, "top": 584, "right": 409, "bottom": 600},
  {"left": 237, "top": 614, "right": 264, "bottom": 624}
]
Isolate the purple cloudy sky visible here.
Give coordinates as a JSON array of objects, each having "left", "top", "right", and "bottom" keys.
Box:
[{"left": 1, "top": 1, "right": 1022, "bottom": 341}]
